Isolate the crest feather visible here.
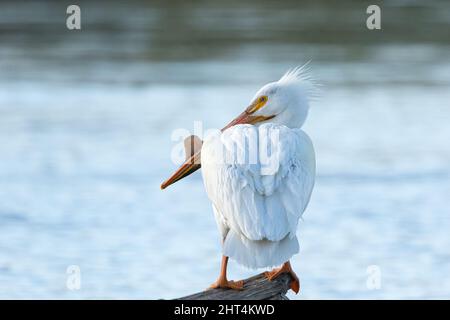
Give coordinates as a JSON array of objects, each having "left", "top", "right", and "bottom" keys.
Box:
[{"left": 278, "top": 62, "right": 320, "bottom": 100}]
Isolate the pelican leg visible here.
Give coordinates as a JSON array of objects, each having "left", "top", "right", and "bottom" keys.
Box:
[
  {"left": 208, "top": 255, "right": 244, "bottom": 290},
  {"left": 265, "top": 261, "right": 300, "bottom": 294}
]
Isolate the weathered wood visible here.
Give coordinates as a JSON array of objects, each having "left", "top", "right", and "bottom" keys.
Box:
[{"left": 176, "top": 272, "right": 292, "bottom": 300}]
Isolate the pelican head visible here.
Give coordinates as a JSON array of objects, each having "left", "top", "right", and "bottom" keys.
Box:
[
  {"left": 161, "top": 65, "right": 316, "bottom": 189},
  {"left": 223, "top": 65, "right": 315, "bottom": 131}
]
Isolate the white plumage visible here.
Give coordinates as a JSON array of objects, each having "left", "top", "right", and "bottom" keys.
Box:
[
  {"left": 161, "top": 65, "right": 317, "bottom": 290},
  {"left": 201, "top": 123, "right": 315, "bottom": 268}
]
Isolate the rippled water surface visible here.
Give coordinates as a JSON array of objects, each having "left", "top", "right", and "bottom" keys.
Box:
[{"left": 0, "top": 0, "right": 450, "bottom": 299}]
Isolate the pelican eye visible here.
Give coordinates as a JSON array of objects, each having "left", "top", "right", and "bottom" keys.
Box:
[{"left": 247, "top": 95, "right": 268, "bottom": 114}]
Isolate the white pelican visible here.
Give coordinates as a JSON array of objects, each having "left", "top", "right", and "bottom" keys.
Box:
[{"left": 161, "top": 66, "right": 316, "bottom": 294}]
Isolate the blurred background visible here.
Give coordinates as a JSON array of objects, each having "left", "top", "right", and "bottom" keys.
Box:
[{"left": 0, "top": 0, "right": 449, "bottom": 299}]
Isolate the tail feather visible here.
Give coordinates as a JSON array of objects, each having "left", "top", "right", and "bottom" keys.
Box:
[{"left": 223, "top": 230, "right": 299, "bottom": 269}]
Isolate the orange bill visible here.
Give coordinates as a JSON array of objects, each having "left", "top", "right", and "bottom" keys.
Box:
[{"left": 160, "top": 100, "right": 274, "bottom": 190}]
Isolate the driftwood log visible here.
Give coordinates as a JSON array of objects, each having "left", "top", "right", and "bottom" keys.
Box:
[{"left": 176, "top": 272, "right": 292, "bottom": 300}]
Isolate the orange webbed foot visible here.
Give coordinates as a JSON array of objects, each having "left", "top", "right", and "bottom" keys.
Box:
[
  {"left": 208, "top": 279, "right": 244, "bottom": 290},
  {"left": 265, "top": 261, "right": 300, "bottom": 294}
]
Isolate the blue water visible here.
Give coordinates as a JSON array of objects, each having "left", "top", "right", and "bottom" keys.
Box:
[{"left": 1, "top": 0, "right": 450, "bottom": 299}]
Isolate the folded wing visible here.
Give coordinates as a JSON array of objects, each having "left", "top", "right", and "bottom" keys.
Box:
[{"left": 201, "top": 123, "right": 315, "bottom": 243}]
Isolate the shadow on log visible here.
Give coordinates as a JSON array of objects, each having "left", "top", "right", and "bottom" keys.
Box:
[{"left": 176, "top": 272, "right": 292, "bottom": 300}]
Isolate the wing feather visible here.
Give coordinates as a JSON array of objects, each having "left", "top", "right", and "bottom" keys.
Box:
[{"left": 201, "top": 123, "right": 315, "bottom": 242}]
